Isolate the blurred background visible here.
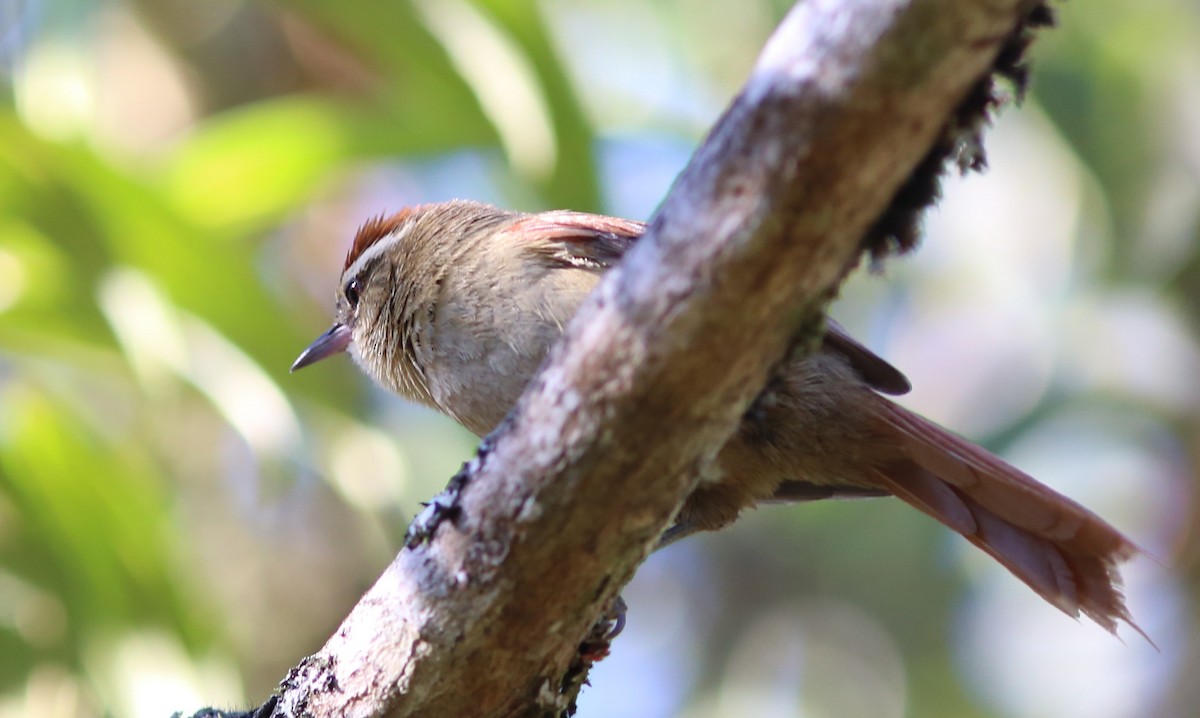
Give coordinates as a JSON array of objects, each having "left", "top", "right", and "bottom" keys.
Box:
[{"left": 0, "top": 0, "right": 1197, "bottom": 716}]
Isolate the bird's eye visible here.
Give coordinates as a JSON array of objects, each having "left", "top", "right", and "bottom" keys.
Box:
[{"left": 344, "top": 278, "right": 361, "bottom": 307}]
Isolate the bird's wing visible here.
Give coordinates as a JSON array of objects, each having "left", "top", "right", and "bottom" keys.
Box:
[
  {"left": 509, "top": 210, "right": 910, "bottom": 395},
  {"left": 822, "top": 320, "right": 911, "bottom": 395},
  {"left": 506, "top": 210, "right": 646, "bottom": 271}
]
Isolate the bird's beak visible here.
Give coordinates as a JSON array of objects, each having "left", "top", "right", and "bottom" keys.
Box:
[{"left": 291, "top": 323, "right": 352, "bottom": 372}]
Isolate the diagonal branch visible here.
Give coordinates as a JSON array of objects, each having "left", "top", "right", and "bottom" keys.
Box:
[{"left": 259, "top": 1, "right": 1046, "bottom": 716}]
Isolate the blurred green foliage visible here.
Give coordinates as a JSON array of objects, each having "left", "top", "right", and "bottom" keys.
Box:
[{"left": 0, "top": 1, "right": 1197, "bottom": 717}]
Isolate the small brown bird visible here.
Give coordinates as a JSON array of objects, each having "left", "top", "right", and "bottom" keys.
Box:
[{"left": 293, "top": 199, "right": 1139, "bottom": 634}]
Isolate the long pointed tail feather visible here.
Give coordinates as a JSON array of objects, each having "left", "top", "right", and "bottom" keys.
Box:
[{"left": 871, "top": 401, "right": 1141, "bottom": 636}]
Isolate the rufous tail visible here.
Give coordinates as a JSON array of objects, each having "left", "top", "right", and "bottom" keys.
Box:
[{"left": 870, "top": 400, "right": 1142, "bottom": 636}]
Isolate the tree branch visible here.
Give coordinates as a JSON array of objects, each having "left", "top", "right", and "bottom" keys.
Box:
[{"left": 252, "top": 1, "right": 1045, "bottom": 716}]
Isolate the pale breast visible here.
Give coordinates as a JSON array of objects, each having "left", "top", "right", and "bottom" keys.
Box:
[{"left": 424, "top": 262, "right": 597, "bottom": 436}]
